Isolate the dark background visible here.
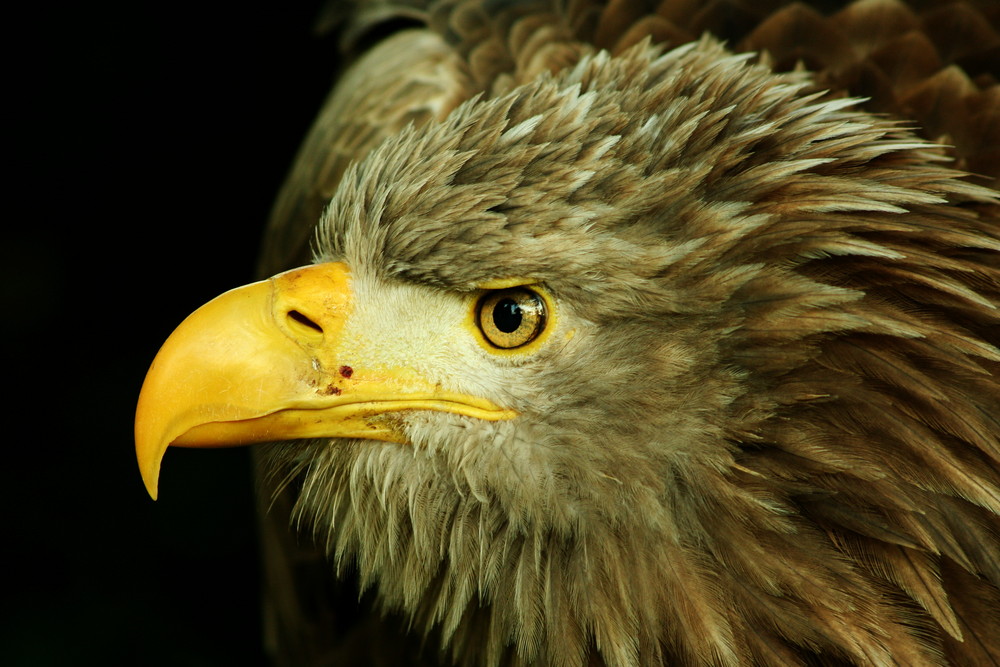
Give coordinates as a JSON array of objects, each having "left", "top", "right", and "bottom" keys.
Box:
[{"left": 7, "top": 3, "right": 335, "bottom": 664}]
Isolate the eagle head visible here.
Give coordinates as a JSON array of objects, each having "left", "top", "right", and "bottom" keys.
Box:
[{"left": 137, "top": 37, "right": 1000, "bottom": 666}]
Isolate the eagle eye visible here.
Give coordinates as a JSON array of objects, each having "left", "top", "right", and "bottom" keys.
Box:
[{"left": 477, "top": 288, "right": 546, "bottom": 349}]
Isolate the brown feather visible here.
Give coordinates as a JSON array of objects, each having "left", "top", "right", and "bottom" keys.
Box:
[{"left": 243, "top": 1, "right": 1000, "bottom": 665}]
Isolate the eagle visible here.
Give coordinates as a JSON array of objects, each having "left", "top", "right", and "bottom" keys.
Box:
[{"left": 136, "top": 0, "right": 1000, "bottom": 665}]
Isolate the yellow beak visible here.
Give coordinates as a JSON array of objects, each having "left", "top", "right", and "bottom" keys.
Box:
[{"left": 135, "top": 262, "right": 513, "bottom": 499}]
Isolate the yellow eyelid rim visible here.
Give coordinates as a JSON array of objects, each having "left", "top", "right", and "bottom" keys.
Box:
[
  {"left": 476, "top": 277, "right": 540, "bottom": 290},
  {"left": 466, "top": 280, "right": 558, "bottom": 356}
]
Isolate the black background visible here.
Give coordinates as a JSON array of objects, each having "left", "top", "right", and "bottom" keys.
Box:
[{"left": 7, "top": 3, "right": 335, "bottom": 664}]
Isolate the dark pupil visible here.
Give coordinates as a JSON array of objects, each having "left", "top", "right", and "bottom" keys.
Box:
[{"left": 493, "top": 298, "right": 523, "bottom": 333}]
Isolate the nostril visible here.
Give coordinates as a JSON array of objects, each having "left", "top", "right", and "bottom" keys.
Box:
[{"left": 288, "top": 310, "right": 323, "bottom": 334}]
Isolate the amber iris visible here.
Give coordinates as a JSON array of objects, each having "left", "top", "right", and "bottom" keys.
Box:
[{"left": 477, "top": 288, "right": 546, "bottom": 348}]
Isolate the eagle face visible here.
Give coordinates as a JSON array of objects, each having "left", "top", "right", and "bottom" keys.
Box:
[
  {"left": 138, "top": 32, "right": 1000, "bottom": 667},
  {"left": 287, "top": 37, "right": 784, "bottom": 586}
]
